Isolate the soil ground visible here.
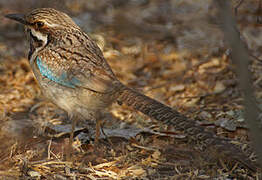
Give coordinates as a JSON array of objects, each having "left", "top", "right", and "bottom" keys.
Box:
[{"left": 0, "top": 0, "right": 262, "bottom": 179}]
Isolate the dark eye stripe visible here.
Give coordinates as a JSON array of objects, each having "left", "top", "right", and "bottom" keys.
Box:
[{"left": 36, "top": 21, "right": 44, "bottom": 28}]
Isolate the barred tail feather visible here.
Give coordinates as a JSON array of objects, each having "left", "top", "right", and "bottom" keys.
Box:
[{"left": 117, "top": 85, "right": 259, "bottom": 171}]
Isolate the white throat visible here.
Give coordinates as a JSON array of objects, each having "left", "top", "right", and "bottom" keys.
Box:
[
  {"left": 29, "top": 28, "right": 48, "bottom": 65},
  {"left": 31, "top": 28, "right": 48, "bottom": 45}
]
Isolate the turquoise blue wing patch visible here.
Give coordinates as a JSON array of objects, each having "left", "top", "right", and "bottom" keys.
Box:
[{"left": 36, "top": 56, "right": 80, "bottom": 88}]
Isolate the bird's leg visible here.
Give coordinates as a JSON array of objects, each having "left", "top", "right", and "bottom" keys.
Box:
[
  {"left": 94, "top": 111, "right": 106, "bottom": 146},
  {"left": 95, "top": 118, "right": 101, "bottom": 146},
  {"left": 95, "top": 113, "right": 113, "bottom": 147},
  {"left": 67, "top": 113, "right": 76, "bottom": 161},
  {"left": 100, "top": 122, "right": 114, "bottom": 147}
]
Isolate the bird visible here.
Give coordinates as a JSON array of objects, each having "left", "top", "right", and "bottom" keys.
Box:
[{"left": 5, "top": 8, "right": 259, "bottom": 170}]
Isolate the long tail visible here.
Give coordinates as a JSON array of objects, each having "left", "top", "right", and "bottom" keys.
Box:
[{"left": 117, "top": 85, "right": 259, "bottom": 171}]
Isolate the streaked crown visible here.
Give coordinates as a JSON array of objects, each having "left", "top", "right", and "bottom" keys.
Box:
[
  {"left": 5, "top": 8, "right": 81, "bottom": 41},
  {"left": 5, "top": 8, "right": 81, "bottom": 59},
  {"left": 25, "top": 8, "right": 79, "bottom": 31}
]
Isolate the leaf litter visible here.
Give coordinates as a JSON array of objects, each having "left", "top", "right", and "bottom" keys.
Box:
[{"left": 0, "top": 0, "right": 262, "bottom": 179}]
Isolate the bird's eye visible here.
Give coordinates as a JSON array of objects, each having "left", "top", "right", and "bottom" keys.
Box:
[{"left": 36, "top": 21, "right": 44, "bottom": 28}]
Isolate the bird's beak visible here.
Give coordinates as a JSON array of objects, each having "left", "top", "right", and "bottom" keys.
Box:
[{"left": 5, "top": 13, "right": 29, "bottom": 25}]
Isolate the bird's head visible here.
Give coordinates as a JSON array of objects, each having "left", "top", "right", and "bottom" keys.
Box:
[{"left": 5, "top": 8, "right": 80, "bottom": 59}]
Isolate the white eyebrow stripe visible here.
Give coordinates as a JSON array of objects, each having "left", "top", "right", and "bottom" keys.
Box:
[{"left": 45, "top": 21, "right": 60, "bottom": 28}]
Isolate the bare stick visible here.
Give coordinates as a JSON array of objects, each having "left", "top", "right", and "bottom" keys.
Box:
[{"left": 215, "top": 0, "right": 262, "bottom": 166}]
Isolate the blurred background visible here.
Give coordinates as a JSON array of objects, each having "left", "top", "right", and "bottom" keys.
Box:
[{"left": 1, "top": 0, "right": 225, "bottom": 57}]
